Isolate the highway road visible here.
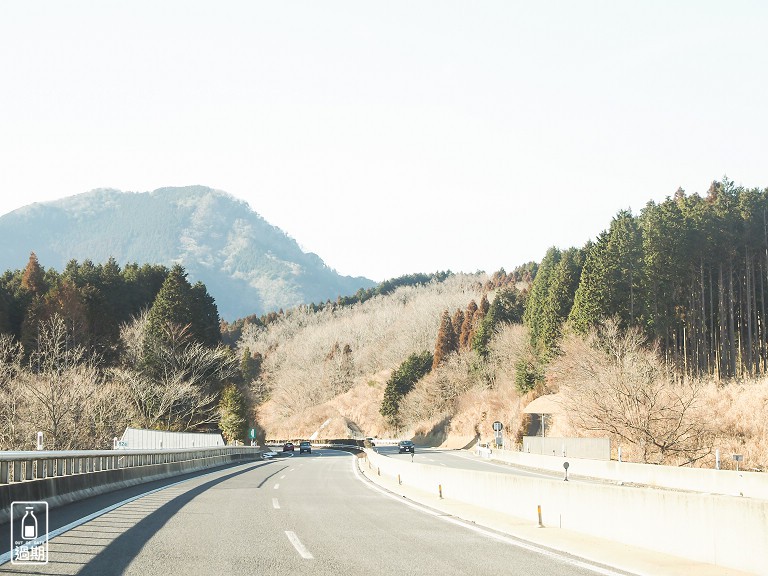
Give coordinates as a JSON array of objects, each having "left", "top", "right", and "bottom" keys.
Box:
[
  {"left": 0, "top": 448, "right": 631, "bottom": 576},
  {"left": 375, "top": 444, "right": 573, "bottom": 480}
]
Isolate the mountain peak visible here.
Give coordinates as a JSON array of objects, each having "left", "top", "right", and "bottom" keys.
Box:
[{"left": 0, "top": 187, "right": 375, "bottom": 320}]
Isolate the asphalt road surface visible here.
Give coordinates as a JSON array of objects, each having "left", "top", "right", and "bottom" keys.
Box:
[
  {"left": 375, "top": 444, "right": 572, "bottom": 479},
  {"left": 0, "top": 449, "right": 630, "bottom": 576}
]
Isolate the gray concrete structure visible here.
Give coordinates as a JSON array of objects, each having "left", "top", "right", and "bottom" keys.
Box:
[{"left": 0, "top": 447, "right": 262, "bottom": 524}]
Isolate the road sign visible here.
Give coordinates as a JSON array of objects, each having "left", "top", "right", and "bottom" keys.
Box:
[
  {"left": 249, "top": 428, "right": 257, "bottom": 439},
  {"left": 492, "top": 421, "right": 503, "bottom": 432}
]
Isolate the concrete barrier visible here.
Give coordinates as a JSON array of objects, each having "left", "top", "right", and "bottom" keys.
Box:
[
  {"left": 487, "top": 448, "right": 768, "bottom": 499},
  {"left": 0, "top": 448, "right": 262, "bottom": 525},
  {"left": 365, "top": 449, "right": 768, "bottom": 575}
]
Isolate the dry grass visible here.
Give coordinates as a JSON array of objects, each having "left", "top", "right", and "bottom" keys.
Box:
[
  {"left": 243, "top": 281, "right": 768, "bottom": 471},
  {"left": 700, "top": 379, "right": 768, "bottom": 471},
  {"left": 256, "top": 370, "right": 391, "bottom": 440}
]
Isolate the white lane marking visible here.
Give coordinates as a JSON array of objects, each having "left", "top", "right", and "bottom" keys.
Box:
[
  {"left": 274, "top": 483, "right": 280, "bottom": 490},
  {"left": 272, "top": 498, "right": 281, "bottom": 509},
  {"left": 280, "top": 475, "right": 286, "bottom": 479},
  {"left": 351, "top": 457, "right": 627, "bottom": 576},
  {"left": 0, "top": 459, "right": 265, "bottom": 566},
  {"left": 285, "top": 531, "right": 314, "bottom": 559}
]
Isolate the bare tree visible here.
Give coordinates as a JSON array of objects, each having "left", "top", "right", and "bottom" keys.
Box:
[
  {"left": 15, "top": 315, "right": 129, "bottom": 450},
  {"left": 116, "top": 315, "right": 238, "bottom": 431},
  {"left": 241, "top": 274, "right": 487, "bottom": 419},
  {"left": 552, "top": 320, "right": 713, "bottom": 465},
  {"left": 0, "top": 334, "right": 26, "bottom": 449}
]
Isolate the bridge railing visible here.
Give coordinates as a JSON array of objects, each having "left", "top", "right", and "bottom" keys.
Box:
[{"left": 0, "top": 446, "right": 259, "bottom": 486}]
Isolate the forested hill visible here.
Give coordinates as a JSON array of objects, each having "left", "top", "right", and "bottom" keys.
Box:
[
  {"left": 0, "top": 187, "right": 375, "bottom": 320},
  {"left": 524, "top": 179, "right": 768, "bottom": 381}
]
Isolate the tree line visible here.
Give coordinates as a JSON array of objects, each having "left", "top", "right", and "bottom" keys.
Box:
[
  {"left": 0, "top": 254, "right": 254, "bottom": 449},
  {"left": 525, "top": 178, "right": 768, "bottom": 380}
]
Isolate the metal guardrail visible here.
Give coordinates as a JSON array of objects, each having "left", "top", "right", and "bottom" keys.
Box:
[{"left": 0, "top": 447, "right": 260, "bottom": 485}]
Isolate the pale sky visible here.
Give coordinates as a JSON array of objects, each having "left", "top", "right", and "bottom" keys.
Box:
[{"left": 1, "top": 1, "right": 766, "bottom": 282}]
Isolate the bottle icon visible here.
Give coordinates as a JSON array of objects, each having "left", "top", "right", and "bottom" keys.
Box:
[{"left": 21, "top": 507, "right": 37, "bottom": 540}]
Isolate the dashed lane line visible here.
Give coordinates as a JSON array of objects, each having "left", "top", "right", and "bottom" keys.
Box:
[{"left": 285, "top": 531, "right": 314, "bottom": 559}]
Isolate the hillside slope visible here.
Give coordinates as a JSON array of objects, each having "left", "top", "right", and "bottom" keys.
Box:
[{"left": 0, "top": 187, "right": 375, "bottom": 320}]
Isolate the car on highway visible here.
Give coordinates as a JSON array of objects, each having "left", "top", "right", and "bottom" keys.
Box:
[
  {"left": 282, "top": 442, "right": 295, "bottom": 452},
  {"left": 398, "top": 440, "right": 415, "bottom": 453},
  {"left": 299, "top": 441, "right": 312, "bottom": 454}
]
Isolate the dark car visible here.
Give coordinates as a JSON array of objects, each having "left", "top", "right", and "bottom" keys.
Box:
[
  {"left": 282, "top": 442, "right": 295, "bottom": 452},
  {"left": 398, "top": 440, "right": 415, "bottom": 453},
  {"left": 299, "top": 441, "right": 312, "bottom": 454}
]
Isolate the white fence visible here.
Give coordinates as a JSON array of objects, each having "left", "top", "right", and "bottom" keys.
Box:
[{"left": 115, "top": 428, "right": 225, "bottom": 449}]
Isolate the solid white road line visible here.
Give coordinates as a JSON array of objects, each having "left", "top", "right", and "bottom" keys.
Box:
[
  {"left": 285, "top": 531, "right": 314, "bottom": 559},
  {"left": 272, "top": 498, "right": 281, "bottom": 509},
  {"left": 351, "top": 456, "right": 627, "bottom": 576}
]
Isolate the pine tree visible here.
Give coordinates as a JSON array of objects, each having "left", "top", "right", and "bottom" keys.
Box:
[
  {"left": 21, "top": 252, "right": 46, "bottom": 296},
  {"left": 240, "top": 347, "right": 262, "bottom": 383},
  {"left": 218, "top": 383, "right": 248, "bottom": 443},
  {"left": 432, "top": 310, "right": 457, "bottom": 369},
  {"left": 451, "top": 309, "right": 464, "bottom": 346},
  {"left": 459, "top": 300, "right": 478, "bottom": 349},
  {"left": 524, "top": 246, "right": 562, "bottom": 354},
  {"left": 472, "top": 287, "right": 525, "bottom": 357},
  {"left": 380, "top": 351, "right": 433, "bottom": 428},
  {"left": 190, "top": 281, "right": 221, "bottom": 346}
]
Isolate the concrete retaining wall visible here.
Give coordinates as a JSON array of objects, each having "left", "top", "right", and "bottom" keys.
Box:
[
  {"left": 487, "top": 448, "right": 768, "bottom": 499},
  {"left": 522, "top": 436, "right": 610, "bottom": 460},
  {"left": 366, "top": 449, "right": 768, "bottom": 575},
  {"left": 0, "top": 451, "right": 260, "bottom": 525}
]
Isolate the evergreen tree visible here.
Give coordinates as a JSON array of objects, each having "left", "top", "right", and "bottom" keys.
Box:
[
  {"left": 380, "top": 351, "right": 433, "bottom": 428},
  {"left": 540, "top": 247, "right": 585, "bottom": 354},
  {"left": 472, "top": 287, "right": 525, "bottom": 358},
  {"left": 21, "top": 252, "right": 46, "bottom": 296},
  {"left": 459, "top": 300, "right": 478, "bottom": 350},
  {"left": 218, "top": 383, "right": 248, "bottom": 443},
  {"left": 451, "top": 309, "right": 464, "bottom": 346},
  {"left": 432, "top": 310, "right": 457, "bottom": 369},
  {"left": 523, "top": 246, "right": 562, "bottom": 354},
  {"left": 240, "top": 347, "right": 262, "bottom": 384},
  {"left": 190, "top": 281, "right": 222, "bottom": 346}
]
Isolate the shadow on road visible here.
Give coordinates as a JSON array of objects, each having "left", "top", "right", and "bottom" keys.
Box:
[{"left": 72, "top": 461, "right": 270, "bottom": 576}]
